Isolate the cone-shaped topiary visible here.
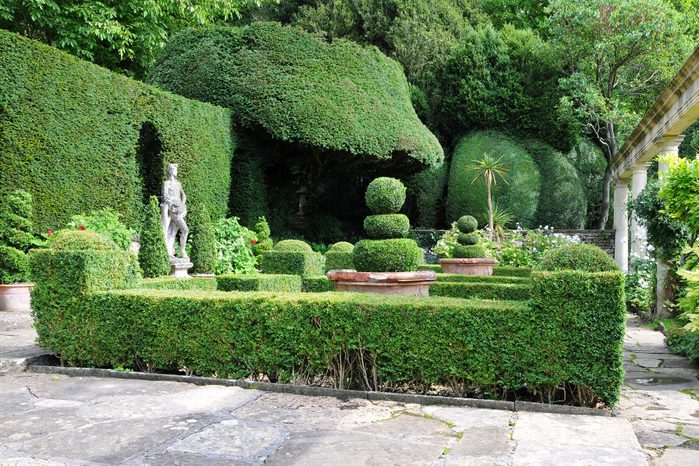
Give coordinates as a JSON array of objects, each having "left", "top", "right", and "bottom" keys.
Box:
[
  {"left": 354, "top": 178, "right": 421, "bottom": 272},
  {"left": 0, "top": 190, "right": 40, "bottom": 284},
  {"left": 189, "top": 203, "right": 217, "bottom": 274},
  {"left": 253, "top": 216, "right": 273, "bottom": 257},
  {"left": 453, "top": 215, "right": 486, "bottom": 258},
  {"left": 139, "top": 196, "right": 170, "bottom": 278}
]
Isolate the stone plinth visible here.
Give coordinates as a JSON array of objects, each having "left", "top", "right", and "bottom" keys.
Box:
[
  {"left": 439, "top": 258, "right": 497, "bottom": 276},
  {"left": 170, "top": 259, "right": 193, "bottom": 278},
  {"left": 326, "top": 270, "right": 436, "bottom": 296},
  {"left": 0, "top": 283, "right": 33, "bottom": 312}
]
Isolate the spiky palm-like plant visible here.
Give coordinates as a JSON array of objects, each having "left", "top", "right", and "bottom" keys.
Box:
[{"left": 470, "top": 153, "right": 509, "bottom": 239}]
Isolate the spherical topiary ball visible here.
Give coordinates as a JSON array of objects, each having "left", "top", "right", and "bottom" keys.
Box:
[
  {"left": 328, "top": 241, "right": 354, "bottom": 253},
  {"left": 538, "top": 244, "right": 618, "bottom": 272},
  {"left": 274, "top": 239, "right": 313, "bottom": 253},
  {"left": 365, "top": 177, "right": 407, "bottom": 214},
  {"left": 50, "top": 230, "right": 118, "bottom": 251},
  {"left": 456, "top": 215, "right": 478, "bottom": 234},
  {"left": 457, "top": 232, "right": 479, "bottom": 246}
]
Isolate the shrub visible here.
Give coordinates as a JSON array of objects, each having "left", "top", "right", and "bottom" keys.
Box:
[
  {"left": 139, "top": 196, "right": 170, "bottom": 278},
  {"left": 453, "top": 244, "right": 486, "bottom": 259},
  {"left": 430, "top": 282, "right": 531, "bottom": 301},
  {"left": 30, "top": 252, "right": 626, "bottom": 405},
  {"left": 538, "top": 244, "right": 618, "bottom": 273},
  {"left": 302, "top": 275, "right": 335, "bottom": 292},
  {"left": 353, "top": 239, "right": 422, "bottom": 272},
  {"left": 217, "top": 274, "right": 302, "bottom": 292},
  {"left": 436, "top": 274, "right": 529, "bottom": 284},
  {"left": 324, "top": 242, "right": 355, "bottom": 272},
  {"left": 150, "top": 23, "right": 443, "bottom": 168},
  {"left": 364, "top": 214, "right": 410, "bottom": 239},
  {"left": 213, "top": 217, "right": 258, "bottom": 275},
  {"left": 406, "top": 163, "right": 448, "bottom": 228},
  {"left": 50, "top": 230, "right": 118, "bottom": 251},
  {"left": 493, "top": 266, "right": 532, "bottom": 277},
  {"left": 0, "top": 30, "right": 234, "bottom": 232},
  {"left": 274, "top": 239, "right": 313, "bottom": 253},
  {"left": 418, "top": 264, "right": 442, "bottom": 273},
  {"left": 328, "top": 242, "right": 354, "bottom": 253},
  {"left": 457, "top": 233, "right": 479, "bottom": 245},
  {"left": 365, "top": 178, "right": 407, "bottom": 214},
  {"left": 481, "top": 228, "right": 581, "bottom": 267},
  {"left": 67, "top": 209, "right": 133, "bottom": 250},
  {"left": 189, "top": 204, "right": 217, "bottom": 274},
  {"left": 446, "top": 131, "right": 541, "bottom": 228},
  {"left": 456, "top": 215, "right": 478, "bottom": 234},
  {"left": 522, "top": 140, "right": 587, "bottom": 229},
  {"left": 252, "top": 216, "right": 273, "bottom": 257},
  {"left": 0, "top": 190, "right": 41, "bottom": 283},
  {"left": 138, "top": 277, "right": 217, "bottom": 291},
  {"left": 260, "top": 251, "right": 325, "bottom": 277}
]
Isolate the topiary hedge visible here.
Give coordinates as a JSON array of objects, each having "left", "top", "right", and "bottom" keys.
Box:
[
  {"left": 302, "top": 275, "right": 335, "bottom": 292},
  {"left": 353, "top": 239, "right": 422, "bottom": 272},
  {"left": 149, "top": 22, "right": 443, "bottom": 169},
  {"left": 364, "top": 214, "right": 410, "bottom": 239},
  {"left": 538, "top": 244, "right": 618, "bottom": 273},
  {"left": 29, "top": 249, "right": 627, "bottom": 406},
  {"left": 138, "top": 277, "right": 217, "bottom": 291},
  {"left": 50, "top": 230, "right": 118, "bottom": 251},
  {"left": 0, "top": 30, "right": 234, "bottom": 232},
  {"left": 260, "top": 251, "right": 325, "bottom": 276},
  {"left": 430, "top": 282, "right": 531, "bottom": 301},
  {"left": 217, "top": 274, "right": 302, "bottom": 292},
  {"left": 446, "top": 131, "right": 541, "bottom": 227},
  {"left": 324, "top": 242, "right": 355, "bottom": 272},
  {"left": 139, "top": 197, "right": 170, "bottom": 278},
  {"left": 273, "top": 240, "right": 313, "bottom": 253},
  {"left": 522, "top": 140, "right": 587, "bottom": 229}
]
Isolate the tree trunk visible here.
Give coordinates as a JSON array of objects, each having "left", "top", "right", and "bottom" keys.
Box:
[
  {"left": 487, "top": 177, "right": 493, "bottom": 240},
  {"left": 597, "top": 162, "right": 613, "bottom": 229}
]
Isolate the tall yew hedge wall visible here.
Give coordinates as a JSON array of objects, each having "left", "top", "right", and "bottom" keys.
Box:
[
  {"left": 0, "top": 30, "right": 234, "bottom": 231},
  {"left": 149, "top": 22, "right": 443, "bottom": 168}
]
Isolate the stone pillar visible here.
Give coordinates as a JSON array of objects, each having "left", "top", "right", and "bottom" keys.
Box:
[
  {"left": 653, "top": 135, "right": 684, "bottom": 316},
  {"left": 614, "top": 180, "right": 629, "bottom": 273},
  {"left": 630, "top": 163, "right": 650, "bottom": 262}
]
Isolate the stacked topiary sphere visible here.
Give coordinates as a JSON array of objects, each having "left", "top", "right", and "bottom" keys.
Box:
[
  {"left": 452, "top": 215, "right": 486, "bottom": 259},
  {"left": 353, "top": 178, "right": 422, "bottom": 272}
]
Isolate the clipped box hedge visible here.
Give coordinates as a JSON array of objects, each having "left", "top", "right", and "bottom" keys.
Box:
[
  {"left": 217, "top": 274, "right": 302, "bottom": 292},
  {"left": 0, "top": 30, "right": 234, "bottom": 231},
  {"left": 138, "top": 277, "right": 217, "bottom": 291},
  {"left": 430, "top": 282, "right": 531, "bottom": 301},
  {"left": 29, "top": 248, "right": 626, "bottom": 406},
  {"left": 302, "top": 275, "right": 335, "bottom": 292},
  {"left": 259, "top": 251, "right": 325, "bottom": 276},
  {"left": 493, "top": 266, "right": 532, "bottom": 277},
  {"left": 436, "top": 274, "right": 529, "bottom": 284},
  {"left": 324, "top": 252, "right": 354, "bottom": 272}
]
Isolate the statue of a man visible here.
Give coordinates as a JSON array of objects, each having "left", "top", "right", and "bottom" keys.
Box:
[{"left": 161, "top": 163, "right": 189, "bottom": 260}]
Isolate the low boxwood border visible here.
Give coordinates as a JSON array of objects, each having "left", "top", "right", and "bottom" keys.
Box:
[
  {"left": 430, "top": 282, "right": 531, "bottom": 301},
  {"left": 217, "top": 274, "right": 302, "bottom": 292}
]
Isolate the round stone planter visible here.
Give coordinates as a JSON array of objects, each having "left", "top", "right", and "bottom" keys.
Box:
[
  {"left": 0, "top": 283, "right": 34, "bottom": 312},
  {"left": 326, "top": 270, "right": 437, "bottom": 297},
  {"left": 439, "top": 258, "right": 497, "bottom": 276}
]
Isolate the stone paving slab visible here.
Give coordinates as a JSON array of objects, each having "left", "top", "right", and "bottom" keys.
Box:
[{"left": 0, "top": 312, "right": 50, "bottom": 373}]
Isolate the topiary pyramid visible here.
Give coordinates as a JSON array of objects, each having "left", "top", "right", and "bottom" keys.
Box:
[
  {"left": 353, "top": 178, "right": 421, "bottom": 272},
  {"left": 452, "top": 215, "right": 486, "bottom": 259}
]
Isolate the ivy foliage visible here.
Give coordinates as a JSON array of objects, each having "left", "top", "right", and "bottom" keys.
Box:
[
  {"left": 446, "top": 131, "right": 541, "bottom": 227},
  {"left": 0, "top": 30, "right": 234, "bottom": 232},
  {"left": 149, "top": 22, "right": 443, "bottom": 168}
]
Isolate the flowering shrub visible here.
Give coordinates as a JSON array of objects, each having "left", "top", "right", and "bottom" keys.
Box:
[
  {"left": 433, "top": 225, "right": 580, "bottom": 267},
  {"left": 625, "top": 258, "right": 655, "bottom": 315},
  {"left": 213, "top": 217, "right": 258, "bottom": 275}
]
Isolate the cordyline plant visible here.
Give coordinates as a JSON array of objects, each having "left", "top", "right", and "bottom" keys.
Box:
[{"left": 470, "top": 153, "right": 509, "bottom": 239}]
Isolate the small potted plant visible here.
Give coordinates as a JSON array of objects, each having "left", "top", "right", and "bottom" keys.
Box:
[
  {"left": 439, "top": 215, "right": 497, "bottom": 275},
  {"left": 0, "top": 190, "right": 43, "bottom": 311}
]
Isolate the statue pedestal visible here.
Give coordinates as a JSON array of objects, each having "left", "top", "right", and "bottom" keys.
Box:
[{"left": 170, "top": 258, "right": 193, "bottom": 278}]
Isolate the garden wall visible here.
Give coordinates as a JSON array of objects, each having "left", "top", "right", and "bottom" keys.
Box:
[
  {"left": 0, "top": 30, "right": 235, "bottom": 231},
  {"left": 30, "top": 249, "right": 626, "bottom": 406}
]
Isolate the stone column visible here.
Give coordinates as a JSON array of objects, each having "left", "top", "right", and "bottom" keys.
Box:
[
  {"left": 614, "top": 179, "right": 629, "bottom": 273},
  {"left": 630, "top": 163, "right": 650, "bottom": 262},
  {"left": 654, "top": 135, "right": 684, "bottom": 316}
]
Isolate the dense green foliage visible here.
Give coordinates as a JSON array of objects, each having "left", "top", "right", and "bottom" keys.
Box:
[
  {"left": 138, "top": 277, "right": 216, "bottom": 292},
  {"left": 29, "top": 250, "right": 627, "bottom": 404},
  {"left": 364, "top": 214, "right": 410, "bottom": 239},
  {"left": 456, "top": 215, "right": 478, "bottom": 233},
  {"left": 457, "top": 233, "right": 479, "bottom": 245},
  {"left": 324, "top": 242, "right": 354, "bottom": 271},
  {"left": 50, "top": 230, "right": 118, "bottom": 252},
  {"left": 493, "top": 266, "right": 532, "bottom": 277},
  {"left": 259, "top": 250, "right": 325, "bottom": 277},
  {"left": 436, "top": 274, "right": 528, "bottom": 284},
  {"left": 150, "top": 22, "right": 443, "bottom": 168},
  {"left": 538, "top": 244, "right": 618, "bottom": 273},
  {"left": 274, "top": 240, "right": 313, "bottom": 253},
  {"left": 353, "top": 239, "right": 422, "bottom": 272},
  {"left": 453, "top": 244, "right": 486, "bottom": 259},
  {"left": 0, "top": 30, "right": 234, "bottom": 232},
  {"left": 328, "top": 242, "right": 354, "bottom": 253},
  {"left": 0, "top": 190, "right": 40, "bottom": 283},
  {"left": 446, "top": 132, "right": 541, "bottom": 227},
  {"left": 406, "top": 163, "right": 448, "bottom": 228},
  {"left": 569, "top": 141, "right": 609, "bottom": 229},
  {"left": 252, "top": 216, "right": 273, "bottom": 257},
  {"left": 659, "top": 154, "right": 699, "bottom": 238},
  {"left": 138, "top": 197, "right": 170, "bottom": 278},
  {"left": 439, "top": 25, "right": 576, "bottom": 150},
  {"left": 430, "top": 281, "right": 530, "bottom": 301},
  {"left": 481, "top": 229, "right": 583, "bottom": 268},
  {"left": 212, "top": 217, "right": 258, "bottom": 275},
  {"left": 522, "top": 140, "right": 587, "bottom": 229},
  {"left": 302, "top": 275, "right": 335, "bottom": 292},
  {"left": 67, "top": 209, "right": 133, "bottom": 250},
  {"left": 365, "top": 177, "right": 407, "bottom": 214},
  {"left": 451, "top": 214, "right": 486, "bottom": 259},
  {"left": 217, "top": 273, "right": 302, "bottom": 292},
  {"left": 189, "top": 204, "right": 217, "bottom": 274}
]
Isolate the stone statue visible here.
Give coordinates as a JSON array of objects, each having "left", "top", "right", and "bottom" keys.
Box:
[{"left": 161, "top": 163, "right": 190, "bottom": 261}]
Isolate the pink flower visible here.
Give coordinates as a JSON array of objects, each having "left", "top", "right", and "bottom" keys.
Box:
[{"left": 47, "top": 230, "right": 53, "bottom": 236}]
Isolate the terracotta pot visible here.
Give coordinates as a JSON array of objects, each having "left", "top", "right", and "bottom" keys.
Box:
[
  {"left": 326, "top": 269, "right": 437, "bottom": 296},
  {"left": 0, "top": 283, "right": 34, "bottom": 312},
  {"left": 439, "top": 258, "right": 497, "bottom": 276}
]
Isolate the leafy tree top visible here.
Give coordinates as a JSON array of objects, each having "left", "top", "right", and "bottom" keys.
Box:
[{"left": 149, "top": 22, "right": 443, "bottom": 169}]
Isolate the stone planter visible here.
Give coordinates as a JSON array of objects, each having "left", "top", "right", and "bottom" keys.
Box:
[
  {"left": 326, "top": 270, "right": 437, "bottom": 296},
  {"left": 0, "top": 283, "right": 33, "bottom": 312},
  {"left": 439, "top": 258, "right": 497, "bottom": 276}
]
